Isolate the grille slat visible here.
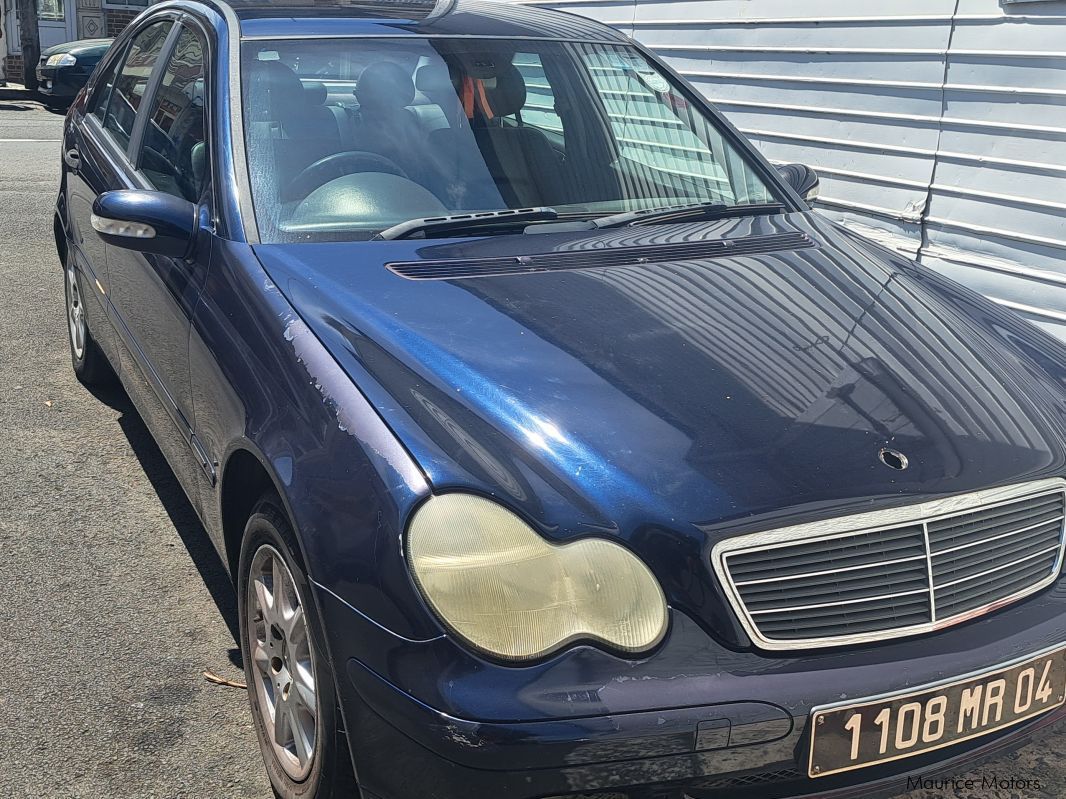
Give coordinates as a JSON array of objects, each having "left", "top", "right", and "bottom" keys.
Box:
[
  {"left": 740, "top": 566, "right": 929, "bottom": 609},
  {"left": 936, "top": 557, "right": 1060, "bottom": 617},
  {"left": 928, "top": 499, "right": 1063, "bottom": 552},
  {"left": 931, "top": 513, "right": 1063, "bottom": 557},
  {"left": 757, "top": 596, "right": 932, "bottom": 639},
  {"left": 717, "top": 484, "right": 1066, "bottom": 649},
  {"left": 760, "top": 616, "right": 930, "bottom": 640},
  {"left": 927, "top": 494, "right": 1062, "bottom": 532},
  {"left": 749, "top": 587, "right": 930, "bottom": 616},
  {"left": 935, "top": 544, "right": 1061, "bottom": 591},
  {"left": 932, "top": 521, "right": 1062, "bottom": 582},
  {"left": 728, "top": 526, "right": 925, "bottom": 581},
  {"left": 733, "top": 552, "right": 928, "bottom": 587}
]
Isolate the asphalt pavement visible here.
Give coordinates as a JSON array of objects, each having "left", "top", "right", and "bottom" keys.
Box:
[
  {"left": 0, "top": 99, "right": 268, "bottom": 798},
  {"left": 0, "top": 98, "right": 1062, "bottom": 799}
]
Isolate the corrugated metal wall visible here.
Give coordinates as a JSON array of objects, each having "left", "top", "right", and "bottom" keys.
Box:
[{"left": 509, "top": 0, "right": 1066, "bottom": 339}]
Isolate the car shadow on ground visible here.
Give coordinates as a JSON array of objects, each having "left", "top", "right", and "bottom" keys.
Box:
[
  {"left": 0, "top": 98, "right": 69, "bottom": 114},
  {"left": 87, "top": 378, "right": 244, "bottom": 668}
]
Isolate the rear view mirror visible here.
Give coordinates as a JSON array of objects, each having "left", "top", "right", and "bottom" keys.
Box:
[
  {"left": 777, "top": 163, "right": 820, "bottom": 204},
  {"left": 91, "top": 190, "right": 197, "bottom": 258}
]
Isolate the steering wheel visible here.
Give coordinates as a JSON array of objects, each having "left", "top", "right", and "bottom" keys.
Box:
[{"left": 284, "top": 151, "right": 409, "bottom": 201}]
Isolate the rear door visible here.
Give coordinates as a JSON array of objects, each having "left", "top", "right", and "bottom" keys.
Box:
[{"left": 65, "top": 20, "right": 174, "bottom": 366}]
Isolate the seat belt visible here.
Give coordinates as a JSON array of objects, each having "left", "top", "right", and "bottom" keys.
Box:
[{"left": 461, "top": 76, "right": 495, "bottom": 120}]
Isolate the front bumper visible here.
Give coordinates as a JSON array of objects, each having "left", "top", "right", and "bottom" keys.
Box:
[
  {"left": 35, "top": 65, "right": 86, "bottom": 99},
  {"left": 318, "top": 577, "right": 1066, "bottom": 799}
]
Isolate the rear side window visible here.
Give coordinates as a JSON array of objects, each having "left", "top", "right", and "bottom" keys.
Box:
[
  {"left": 102, "top": 20, "right": 173, "bottom": 151},
  {"left": 138, "top": 26, "right": 208, "bottom": 203}
]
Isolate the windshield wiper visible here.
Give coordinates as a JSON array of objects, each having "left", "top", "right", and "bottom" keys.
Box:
[
  {"left": 525, "top": 201, "right": 786, "bottom": 235},
  {"left": 374, "top": 207, "right": 559, "bottom": 241},
  {"left": 591, "top": 201, "right": 786, "bottom": 230}
]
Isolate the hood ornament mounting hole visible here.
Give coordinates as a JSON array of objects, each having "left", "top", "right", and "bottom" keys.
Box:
[{"left": 878, "top": 448, "right": 909, "bottom": 471}]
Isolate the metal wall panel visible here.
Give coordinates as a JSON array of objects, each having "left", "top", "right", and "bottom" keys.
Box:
[
  {"left": 925, "top": 0, "right": 1066, "bottom": 337},
  {"left": 506, "top": 0, "right": 1066, "bottom": 337}
]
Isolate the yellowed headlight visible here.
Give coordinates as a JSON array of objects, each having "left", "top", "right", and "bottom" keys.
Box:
[{"left": 406, "top": 493, "right": 668, "bottom": 661}]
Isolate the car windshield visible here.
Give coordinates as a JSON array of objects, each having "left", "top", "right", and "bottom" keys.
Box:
[{"left": 241, "top": 37, "right": 782, "bottom": 242}]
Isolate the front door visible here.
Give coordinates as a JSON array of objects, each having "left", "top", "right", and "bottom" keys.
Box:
[
  {"left": 71, "top": 15, "right": 211, "bottom": 506},
  {"left": 104, "top": 19, "right": 215, "bottom": 500}
]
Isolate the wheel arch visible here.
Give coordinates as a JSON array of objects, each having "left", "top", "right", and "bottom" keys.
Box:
[{"left": 219, "top": 443, "right": 301, "bottom": 580}]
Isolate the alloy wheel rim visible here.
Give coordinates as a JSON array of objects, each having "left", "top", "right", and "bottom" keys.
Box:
[
  {"left": 66, "top": 265, "right": 86, "bottom": 361},
  {"left": 247, "top": 544, "right": 318, "bottom": 781}
]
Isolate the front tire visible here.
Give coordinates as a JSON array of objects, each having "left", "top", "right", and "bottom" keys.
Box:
[
  {"left": 238, "top": 498, "right": 354, "bottom": 799},
  {"left": 64, "top": 257, "right": 114, "bottom": 386}
]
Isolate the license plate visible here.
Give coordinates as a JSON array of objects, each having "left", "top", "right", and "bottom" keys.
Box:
[{"left": 808, "top": 645, "right": 1066, "bottom": 778}]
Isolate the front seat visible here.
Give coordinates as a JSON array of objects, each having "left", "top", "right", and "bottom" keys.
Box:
[
  {"left": 418, "top": 65, "right": 504, "bottom": 209},
  {"left": 244, "top": 60, "right": 345, "bottom": 197},
  {"left": 471, "top": 63, "right": 569, "bottom": 207},
  {"left": 247, "top": 60, "right": 341, "bottom": 142},
  {"left": 353, "top": 61, "right": 426, "bottom": 179}
]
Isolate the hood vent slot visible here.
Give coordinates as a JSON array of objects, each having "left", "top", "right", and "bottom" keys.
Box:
[{"left": 386, "top": 231, "right": 815, "bottom": 280}]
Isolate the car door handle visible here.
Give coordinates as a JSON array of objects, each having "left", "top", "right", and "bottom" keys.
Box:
[{"left": 63, "top": 148, "right": 81, "bottom": 169}]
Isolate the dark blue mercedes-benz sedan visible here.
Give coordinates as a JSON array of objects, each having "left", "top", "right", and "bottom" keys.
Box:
[{"left": 55, "top": 0, "right": 1066, "bottom": 796}]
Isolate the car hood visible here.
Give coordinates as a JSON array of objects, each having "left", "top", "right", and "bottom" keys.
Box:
[
  {"left": 42, "top": 38, "right": 112, "bottom": 57},
  {"left": 254, "top": 211, "right": 1066, "bottom": 633}
]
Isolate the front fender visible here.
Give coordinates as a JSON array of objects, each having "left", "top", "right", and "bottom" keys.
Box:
[{"left": 191, "top": 237, "right": 438, "bottom": 643}]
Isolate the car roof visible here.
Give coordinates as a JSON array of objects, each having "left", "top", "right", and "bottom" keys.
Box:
[{"left": 196, "top": 0, "right": 629, "bottom": 43}]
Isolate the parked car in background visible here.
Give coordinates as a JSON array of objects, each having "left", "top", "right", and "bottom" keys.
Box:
[
  {"left": 37, "top": 38, "right": 112, "bottom": 107},
  {"left": 56, "top": 0, "right": 1066, "bottom": 798}
]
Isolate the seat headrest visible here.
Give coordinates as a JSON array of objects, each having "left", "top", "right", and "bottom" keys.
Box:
[
  {"left": 249, "top": 60, "right": 307, "bottom": 118},
  {"left": 415, "top": 65, "right": 457, "bottom": 97},
  {"left": 355, "top": 61, "right": 415, "bottom": 111},
  {"left": 303, "top": 81, "right": 328, "bottom": 106},
  {"left": 481, "top": 63, "right": 526, "bottom": 119}
]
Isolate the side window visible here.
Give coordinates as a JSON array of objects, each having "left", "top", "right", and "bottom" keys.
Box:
[
  {"left": 138, "top": 26, "right": 208, "bottom": 203},
  {"left": 578, "top": 46, "right": 773, "bottom": 205},
  {"left": 90, "top": 46, "right": 126, "bottom": 123},
  {"left": 103, "top": 20, "right": 173, "bottom": 151},
  {"left": 511, "top": 53, "right": 564, "bottom": 143}
]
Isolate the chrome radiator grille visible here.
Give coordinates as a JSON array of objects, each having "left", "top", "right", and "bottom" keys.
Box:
[{"left": 713, "top": 480, "right": 1066, "bottom": 650}]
